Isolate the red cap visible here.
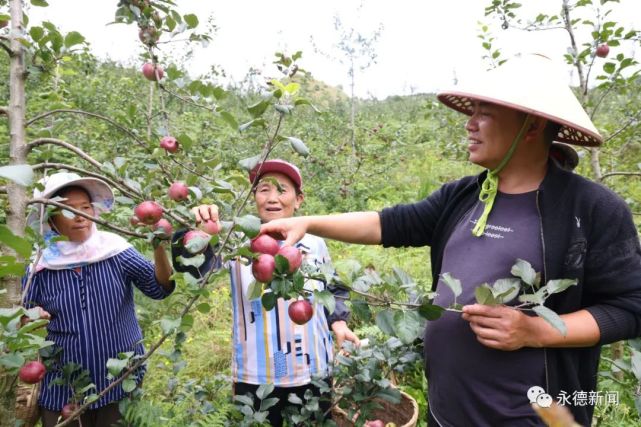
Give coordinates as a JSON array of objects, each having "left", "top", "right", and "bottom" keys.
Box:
[{"left": 249, "top": 159, "right": 303, "bottom": 191}]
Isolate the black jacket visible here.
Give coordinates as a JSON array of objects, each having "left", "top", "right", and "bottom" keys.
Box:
[{"left": 379, "top": 160, "right": 641, "bottom": 425}]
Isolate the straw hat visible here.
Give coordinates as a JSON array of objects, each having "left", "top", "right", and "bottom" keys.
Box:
[
  {"left": 27, "top": 172, "right": 114, "bottom": 227},
  {"left": 437, "top": 54, "right": 602, "bottom": 147}
]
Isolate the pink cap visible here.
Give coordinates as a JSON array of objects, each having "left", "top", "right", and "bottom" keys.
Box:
[{"left": 249, "top": 159, "right": 302, "bottom": 191}]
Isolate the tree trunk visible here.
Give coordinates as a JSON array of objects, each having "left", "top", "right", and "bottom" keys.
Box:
[{"left": 1, "top": 0, "right": 29, "bottom": 425}]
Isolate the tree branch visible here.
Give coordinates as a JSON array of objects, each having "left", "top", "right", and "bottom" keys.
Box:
[
  {"left": 27, "top": 138, "right": 103, "bottom": 169},
  {"left": 26, "top": 109, "right": 148, "bottom": 150},
  {"left": 159, "top": 84, "right": 218, "bottom": 113},
  {"left": 600, "top": 171, "right": 641, "bottom": 181},
  {"left": 32, "top": 162, "right": 139, "bottom": 200},
  {"left": 27, "top": 198, "right": 148, "bottom": 239}
]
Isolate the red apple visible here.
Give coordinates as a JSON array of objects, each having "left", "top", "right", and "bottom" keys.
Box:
[
  {"left": 159, "top": 136, "right": 179, "bottom": 153},
  {"left": 133, "top": 201, "right": 163, "bottom": 225},
  {"left": 288, "top": 299, "right": 313, "bottom": 325},
  {"left": 183, "top": 230, "right": 211, "bottom": 254},
  {"left": 61, "top": 403, "right": 79, "bottom": 420},
  {"left": 200, "top": 219, "right": 221, "bottom": 235},
  {"left": 138, "top": 26, "right": 159, "bottom": 46},
  {"left": 252, "top": 254, "right": 276, "bottom": 283},
  {"left": 250, "top": 234, "right": 280, "bottom": 256},
  {"left": 596, "top": 43, "right": 609, "bottom": 58},
  {"left": 152, "top": 218, "right": 173, "bottom": 237},
  {"left": 129, "top": 216, "right": 141, "bottom": 226},
  {"left": 142, "top": 62, "right": 164, "bottom": 81},
  {"left": 168, "top": 182, "right": 189, "bottom": 201},
  {"left": 18, "top": 361, "right": 46, "bottom": 384},
  {"left": 277, "top": 245, "right": 302, "bottom": 273},
  {"left": 364, "top": 421, "right": 385, "bottom": 427}
]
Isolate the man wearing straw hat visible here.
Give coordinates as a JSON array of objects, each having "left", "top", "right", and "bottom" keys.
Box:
[{"left": 259, "top": 54, "right": 641, "bottom": 426}]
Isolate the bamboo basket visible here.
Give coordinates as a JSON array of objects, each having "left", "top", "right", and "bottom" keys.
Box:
[
  {"left": 15, "top": 380, "right": 41, "bottom": 427},
  {"left": 332, "top": 390, "right": 419, "bottom": 427}
]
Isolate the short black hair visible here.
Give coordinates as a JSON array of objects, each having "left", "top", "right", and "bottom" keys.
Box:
[
  {"left": 543, "top": 121, "right": 562, "bottom": 145},
  {"left": 52, "top": 185, "right": 92, "bottom": 202}
]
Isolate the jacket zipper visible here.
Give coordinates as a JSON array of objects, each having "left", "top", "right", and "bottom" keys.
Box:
[{"left": 536, "top": 190, "right": 550, "bottom": 394}]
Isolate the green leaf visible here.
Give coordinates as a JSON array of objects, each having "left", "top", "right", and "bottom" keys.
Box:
[
  {"left": 261, "top": 292, "right": 277, "bottom": 310},
  {"left": 375, "top": 309, "right": 395, "bottom": 336},
  {"left": 176, "top": 254, "right": 205, "bottom": 268},
  {"left": 533, "top": 305, "right": 567, "bottom": 336},
  {"left": 510, "top": 259, "right": 537, "bottom": 286},
  {"left": 160, "top": 317, "right": 181, "bottom": 335},
  {"left": 196, "top": 303, "right": 211, "bottom": 314},
  {"left": 284, "top": 82, "right": 300, "bottom": 94},
  {"left": 288, "top": 393, "right": 303, "bottom": 405},
  {"left": 234, "top": 215, "right": 261, "bottom": 238},
  {"left": 374, "top": 387, "right": 401, "bottom": 404},
  {"left": 183, "top": 14, "right": 199, "bottom": 28},
  {"left": 475, "top": 284, "right": 498, "bottom": 305},
  {"left": 238, "top": 118, "right": 265, "bottom": 131},
  {"left": 0, "top": 164, "right": 33, "bottom": 186},
  {"left": 491, "top": 278, "right": 521, "bottom": 303},
  {"left": 0, "top": 353, "right": 25, "bottom": 369},
  {"left": 122, "top": 378, "right": 136, "bottom": 393},
  {"left": 287, "top": 137, "right": 309, "bottom": 157},
  {"left": 518, "top": 292, "right": 545, "bottom": 305},
  {"left": 0, "top": 225, "right": 33, "bottom": 258},
  {"left": 631, "top": 351, "right": 641, "bottom": 381},
  {"left": 30, "top": 0, "right": 49, "bottom": 6},
  {"left": 64, "top": 31, "right": 85, "bottom": 48},
  {"left": 106, "top": 357, "right": 128, "bottom": 377},
  {"left": 294, "top": 98, "right": 321, "bottom": 113},
  {"left": 234, "top": 394, "right": 254, "bottom": 406},
  {"left": 313, "top": 290, "right": 335, "bottom": 314},
  {"left": 246, "top": 281, "right": 263, "bottom": 301},
  {"left": 274, "top": 254, "right": 290, "bottom": 275},
  {"left": 256, "top": 383, "right": 274, "bottom": 400},
  {"left": 440, "top": 272, "right": 462, "bottom": 297},
  {"left": 274, "top": 104, "right": 293, "bottom": 115},
  {"left": 30, "top": 26, "right": 44, "bottom": 42},
  {"left": 247, "top": 100, "right": 271, "bottom": 118},
  {"left": 418, "top": 302, "right": 445, "bottom": 320},
  {"left": 219, "top": 111, "right": 238, "bottom": 130},
  {"left": 393, "top": 310, "right": 423, "bottom": 344},
  {"left": 260, "top": 397, "right": 279, "bottom": 412},
  {"left": 545, "top": 279, "right": 577, "bottom": 295},
  {"left": 238, "top": 154, "right": 262, "bottom": 172},
  {"left": 603, "top": 62, "right": 616, "bottom": 74}
]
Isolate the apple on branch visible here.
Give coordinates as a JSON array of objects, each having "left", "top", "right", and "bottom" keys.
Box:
[
  {"left": 288, "top": 299, "right": 313, "bottom": 325},
  {"left": 152, "top": 218, "right": 173, "bottom": 238},
  {"left": 159, "top": 136, "right": 179, "bottom": 153},
  {"left": 138, "top": 26, "right": 159, "bottom": 46},
  {"left": 183, "top": 230, "right": 211, "bottom": 255},
  {"left": 18, "top": 361, "right": 46, "bottom": 384},
  {"left": 250, "top": 234, "right": 280, "bottom": 256},
  {"left": 168, "top": 182, "right": 189, "bottom": 201},
  {"left": 277, "top": 245, "right": 302, "bottom": 273},
  {"left": 142, "top": 62, "right": 164, "bottom": 81},
  {"left": 596, "top": 43, "right": 609, "bottom": 58},
  {"left": 200, "top": 219, "right": 221, "bottom": 235},
  {"left": 134, "top": 201, "right": 163, "bottom": 225},
  {"left": 252, "top": 254, "right": 276, "bottom": 283},
  {"left": 61, "top": 403, "right": 79, "bottom": 420}
]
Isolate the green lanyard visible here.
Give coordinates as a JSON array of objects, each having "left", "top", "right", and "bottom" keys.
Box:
[{"left": 472, "top": 114, "right": 535, "bottom": 237}]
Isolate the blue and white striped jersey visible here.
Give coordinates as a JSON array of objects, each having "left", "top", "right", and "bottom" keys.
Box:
[{"left": 22, "top": 247, "right": 173, "bottom": 411}]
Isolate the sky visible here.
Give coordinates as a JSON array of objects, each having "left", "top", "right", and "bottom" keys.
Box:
[{"left": 24, "top": 0, "right": 641, "bottom": 99}]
